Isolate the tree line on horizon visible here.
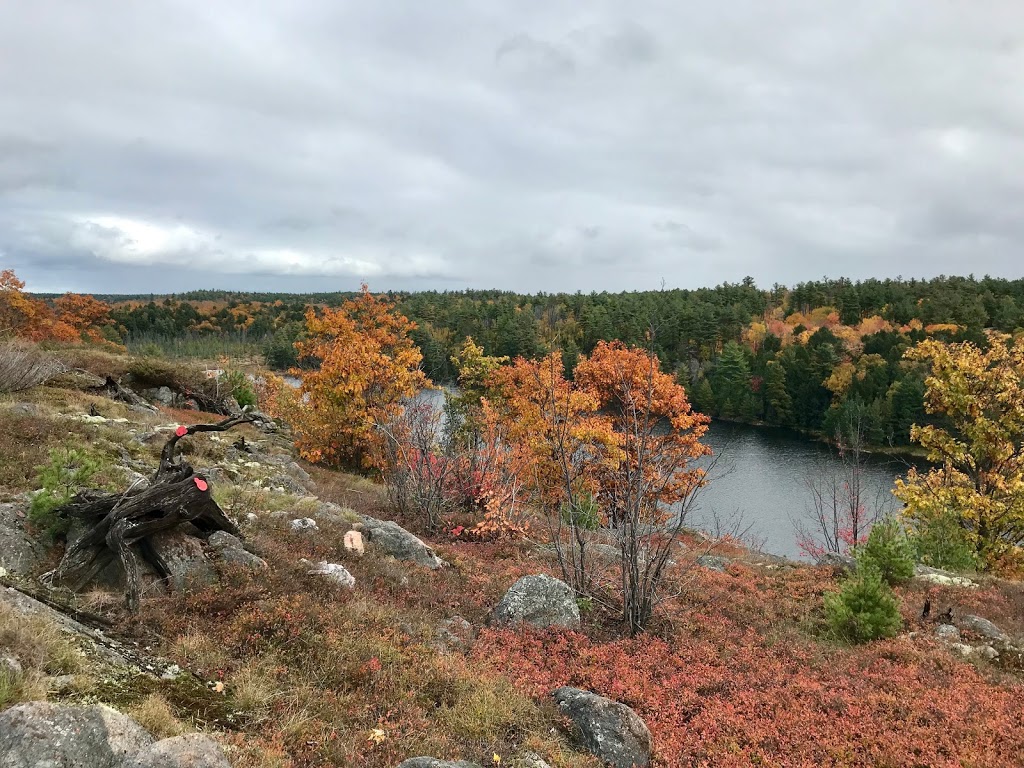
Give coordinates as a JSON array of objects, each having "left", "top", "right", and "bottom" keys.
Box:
[{"left": 94, "top": 273, "right": 1024, "bottom": 449}]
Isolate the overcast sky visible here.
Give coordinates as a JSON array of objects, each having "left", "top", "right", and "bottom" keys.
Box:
[{"left": 2, "top": 1, "right": 1023, "bottom": 295}]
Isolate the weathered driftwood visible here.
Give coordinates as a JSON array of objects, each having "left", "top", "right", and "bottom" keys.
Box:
[
  {"left": 88, "top": 376, "right": 156, "bottom": 411},
  {"left": 88, "top": 375, "right": 234, "bottom": 416},
  {"left": 44, "top": 412, "right": 254, "bottom": 612}
]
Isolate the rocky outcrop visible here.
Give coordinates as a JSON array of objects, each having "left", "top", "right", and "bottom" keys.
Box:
[
  {"left": 489, "top": 575, "right": 581, "bottom": 630},
  {"left": 914, "top": 565, "right": 975, "bottom": 588},
  {"left": 0, "top": 502, "right": 41, "bottom": 576},
  {"left": 126, "top": 734, "right": 231, "bottom": 768},
  {"left": 696, "top": 555, "right": 729, "bottom": 573},
  {"left": 0, "top": 702, "right": 232, "bottom": 768},
  {"left": 206, "top": 531, "right": 267, "bottom": 570},
  {"left": 307, "top": 561, "right": 356, "bottom": 588},
  {"left": 552, "top": 686, "right": 653, "bottom": 768},
  {"left": 815, "top": 552, "right": 857, "bottom": 574},
  {"left": 396, "top": 759, "right": 482, "bottom": 768},
  {"left": 935, "top": 624, "right": 961, "bottom": 643},
  {"left": 0, "top": 701, "right": 154, "bottom": 767},
  {"left": 433, "top": 616, "right": 474, "bottom": 654},
  {"left": 360, "top": 516, "right": 444, "bottom": 569},
  {"left": 148, "top": 529, "right": 218, "bottom": 591},
  {"left": 956, "top": 614, "right": 1010, "bottom": 643}
]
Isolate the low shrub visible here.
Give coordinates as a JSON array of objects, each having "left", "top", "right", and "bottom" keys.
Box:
[{"left": 824, "top": 565, "right": 902, "bottom": 644}]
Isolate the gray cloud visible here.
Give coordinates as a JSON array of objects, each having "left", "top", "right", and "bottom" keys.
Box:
[{"left": 1, "top": 1, "right": 1023, "bottom": 294}]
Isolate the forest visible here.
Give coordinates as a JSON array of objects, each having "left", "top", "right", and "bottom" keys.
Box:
[{"left": 94, "top": 274, "right": 1024, "bottom": 449}]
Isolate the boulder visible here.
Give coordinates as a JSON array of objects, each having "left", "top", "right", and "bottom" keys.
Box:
[
  {"left": 205, "top": 531, "right": 267, "bottom": 570},
  {"left": 552, "top": 686, "right": 653, "bottom": 768},
  {"left": 914, "top": 565, "right": 976, "bottom": 588},
  {"left": 360, "top": 516, "right": 444, "bottom": 569},
  {"left": 976, "top": 645, "right": 1000, "bottom": 661},
  {"left": 589, "top": 543, "right": 621, "bottom": 562},
  {"left": 307, "top": 561, "right": 355, "bottom": 588},
  {"left": 263, "top": 474, "right": 309, "bottom": 496},
  {"left": 0, "top": 701, "right": 154, "bottom": 767},
  {"left": 126, "top": 734, "right": 231, "bottom": 768},
  {"left": 313, "top": 501, "right": 356, "bottom": 526},
  {"left": 934, "top": 624, "right": 961, "bottom": 643},
  {"left": 148, "top": 529, "right": 218, "bottom": 590},
  {"left": 7, "top": 403, "right": 44, "bottom": 417},
  {"left": 289, "top": 518, "right": 319, "bottom": 532},
  {"left": 956, "top": 614, "right": 1010, "bottom": 643},
  {"left": 696, "top": 555, "right": 729, "bottom": 573},
  {"left": 145, "top": 387, "right": 176, "bottom": 408},
  {"left": 489, "top": 575, "right": 581, "bottom": 630},
  {"left": 0, "top": 502, "right": 41, "bottom": 576},
  {"left": 396, "top": 760, "right": 481, "bottom": 768},
  {"left": 433, "top": 616, "right": 474, "bottom": 654},
  {"left": 815, "top": 552, "right": 857, "bottom": 574}
]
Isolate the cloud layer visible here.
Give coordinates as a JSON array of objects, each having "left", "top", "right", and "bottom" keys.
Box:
[{"left": 2, "top": 1, "right": 1023, "bottom": 293}]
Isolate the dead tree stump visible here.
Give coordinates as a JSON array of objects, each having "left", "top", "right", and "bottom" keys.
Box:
[{"left": 44, "top": 412, "right": 255, "bottom": 612}]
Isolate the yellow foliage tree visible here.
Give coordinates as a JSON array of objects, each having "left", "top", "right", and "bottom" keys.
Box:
[
  {"left": 895, "top": 332, "right": 1024, "bottom": 571},
  {"left": 290, "top": 286, "right": 429, "bottom": 470}
]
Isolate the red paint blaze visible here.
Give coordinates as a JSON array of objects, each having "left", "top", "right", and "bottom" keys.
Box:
[
  {"left": 194, "top": 478, "right": 209, "bottom": 492},
  {"left": 175, "top": 425, "right": 188, "bottom": 437}
]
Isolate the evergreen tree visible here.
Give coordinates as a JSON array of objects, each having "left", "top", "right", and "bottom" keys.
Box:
[
  {"left": 763, "top": 359, "right": 793, "bottom": 426},
  {"left": 855, "top": 517, "right": 915, "bottom": 586},
  {"left": 713, "top": 341, "right": 754, "bottom": 419},
  {"left": 824, "top": 565, "right": 902, "bottom": 644}
]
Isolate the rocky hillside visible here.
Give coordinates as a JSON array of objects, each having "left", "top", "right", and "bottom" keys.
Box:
[{"left": 2, "top": 355, "right": 1024, "bottom": 767}]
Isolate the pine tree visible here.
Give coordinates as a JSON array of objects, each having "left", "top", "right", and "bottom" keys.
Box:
[
  {"left": 824, "top": 565, "right": 902, "bottom": 644},
  {"left": 713, "top": 341, "right": 754, "bottom": 419},
  {"left": 763, "top": 359, "right": 793, "bottom": 426},
  {"left": 855, "top": 517, "right": 915, "bottom": 585}
]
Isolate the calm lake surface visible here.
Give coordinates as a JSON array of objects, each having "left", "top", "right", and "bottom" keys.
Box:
[
  {"left": 693, "top": 422, "right": 912, "bottom": 560},
  {"left": 290, "top": 382, "right": 911, "bottom": 560}
]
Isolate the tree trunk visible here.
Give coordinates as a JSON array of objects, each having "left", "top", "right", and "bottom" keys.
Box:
[{"left": 44, "top": 412, "right": 254, "bottom": 612}]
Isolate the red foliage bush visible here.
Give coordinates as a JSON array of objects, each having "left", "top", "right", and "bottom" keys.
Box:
[{"left": 474, "top": 624, "right": 1024, "bottom": 767}]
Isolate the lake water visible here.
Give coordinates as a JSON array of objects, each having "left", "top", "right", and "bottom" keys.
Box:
[
  {"left": 692, "top": 422, "right": 912, "bottom": 560},
  {"left": 289, "top": 381, "right": 911, "bottom": 559}
]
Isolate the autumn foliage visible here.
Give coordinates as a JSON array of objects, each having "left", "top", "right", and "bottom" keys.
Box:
[
  {"left": 896, "top": 331, "right": 1024, "bottom": 572},
  {"left": 289, "top": 286, "right": 428, "bottom": 469},
  {"left": 0, "top": 268, "right": 115, "bottom": 345}
]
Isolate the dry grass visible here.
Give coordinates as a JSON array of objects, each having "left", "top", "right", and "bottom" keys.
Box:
[
  {"left": 129, "top": 693, "right": 189, "bottom": 738},
  {"left": 0, "top": 600, "right": 83, "bottom": 708},
  {"left": 0, "top": 602, "right": 83, "bottom": 676},
  {"left": 55, "top": 345, "right": 132, "bottom": 381},
  {"left": 305, "top": 464, "right": 386, "bottom": 514},
  {"left": 0, "top": 340, "right": 66, "bottom": 394}
]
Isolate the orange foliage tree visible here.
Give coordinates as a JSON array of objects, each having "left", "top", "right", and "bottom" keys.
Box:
[
  {"left": 488, "top": 340, "right": 712, "bottom": 632},
  {"left": 486, "top": 352, "right": 619, "bottom": 587},
  {"left": 290, "top": 286, "right": 428, "bottom": 470},
  {"left": 575, "top": 341, "right": 712, "bottom": 632},
  {"left": 1, "top": 269, "right": 115, "bottom": 344},
  {"left": 0, "top": 269, "right": 49, "bottom": 339},
  {"left": 54, "top": 293, "right": 115, "bottom": 343}
]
